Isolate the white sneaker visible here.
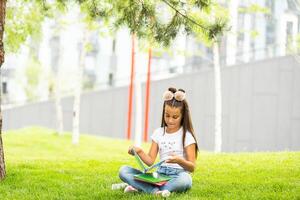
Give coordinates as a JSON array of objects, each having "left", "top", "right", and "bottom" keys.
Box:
[
  {"left": 124, "top": 185, "right": 138, "bottom": 193},
  {"left": 161, "top": 190, "right": 171, "bottom": 197},
  {"left": 111, "top": 182, "right": 128, "bottom": 190},
  {"left": 155, "top": 190, "right": 171, "bottom": 198}
]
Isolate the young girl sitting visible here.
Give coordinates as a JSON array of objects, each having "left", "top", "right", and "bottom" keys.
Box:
[{"left": 119, "top": 87, "right": 199, "bottom": 197}]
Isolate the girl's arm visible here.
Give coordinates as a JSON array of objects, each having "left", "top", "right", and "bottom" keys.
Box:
[
  {"left": 128, "top": 141, "right": 159, "bottom": 166},
  {"left": 166, "top": 143, "right": 197, "bottom": 172}
]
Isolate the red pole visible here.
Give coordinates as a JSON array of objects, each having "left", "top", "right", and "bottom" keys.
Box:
[
  {"left": 127, "top": 35, "right": 135, "bottom": 140},
  {"left": 143, "top": 47, "right": 152, "bottom": 142}
]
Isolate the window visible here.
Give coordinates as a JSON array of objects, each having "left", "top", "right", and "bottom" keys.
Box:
[
  {"left": 286, "top": 21, "right": 294, "bottom": 49},
  {"left": 266, "top": 19, "right": 276, "bottom": 45},
  {"left": 265, "top": 0, "right": 275, "bottom": 14},
  {"left": 2, "top": 82, "right": 7, "bottom": 94}
]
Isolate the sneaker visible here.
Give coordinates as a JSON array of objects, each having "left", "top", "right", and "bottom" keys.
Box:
[
  {"left": 111, "top": 182, "right": 128, "bottom": 190},
  {"left": 155, "top": 190, "right": 171, "bottom": 198},
  {"left": 162, "top": 190, "right": 171, "bottom": 197},
  {"left": 124, "top": 185, "right": 138, "bottom": 193}
]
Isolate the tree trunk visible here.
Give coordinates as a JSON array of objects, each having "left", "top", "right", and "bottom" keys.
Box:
[
  {"left": 72, "top": 30, "right": 87, "bottom": 145},
  {"left": 54, "top": 62, "right": 64, "bottom": 135},
  {"left": 213, "top": 42, "right": 222, "bottom": 153},
  {"left": 52, "top": 19, "right": 64, "bottom": 135},
  {"left": 134, "top": 59, "right": 142, "bottom": 147},
  {"left": 0, "top": 0, "right": 7, "bottom": 180}
]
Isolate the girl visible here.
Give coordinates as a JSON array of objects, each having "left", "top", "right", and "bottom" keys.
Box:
[{"left": 119, "top": 87, "right": 199, "bottom": 197}]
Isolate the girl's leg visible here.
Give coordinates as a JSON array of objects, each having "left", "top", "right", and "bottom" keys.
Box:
[
  {"left": 118, "top": 165, "right": 159, "bottom": 194},
  {"left": 160, "top": 172, "right": 192, "bottom": 192}
]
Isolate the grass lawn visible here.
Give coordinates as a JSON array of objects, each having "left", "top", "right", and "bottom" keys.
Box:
[{"left": 0, "top": 127, "right": 299, "bottom": 200}]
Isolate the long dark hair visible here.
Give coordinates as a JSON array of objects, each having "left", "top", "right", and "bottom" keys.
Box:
[{"left": 161, "top": 87, "right": 199, "bottom": 157}]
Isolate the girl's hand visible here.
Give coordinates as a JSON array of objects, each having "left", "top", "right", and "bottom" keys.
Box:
[
  {"left": 128, "top": 146, "right": 142, "bottom": 156},
  {"left": 165, "top": 154, "right": 183, "bottom": 164}
]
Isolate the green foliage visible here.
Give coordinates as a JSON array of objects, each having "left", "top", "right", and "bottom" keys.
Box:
[
  {"left": 82, "top": 74, "right": 95, "bottom": 90},
  {"left": 4, "top": 0, "right": 66, "bottom": 53},
  {"left": 295, "top": 34, "right": 300, "bottom": 50},
  {"left": 23, "top": 55, "right": 43, "bottom": 101},
  {"left": 250, "top": 30, "right": 259, "bottom": 39},
  {"left": 192, "top": 0, "right": 212, "bottom": 9},
  {"left": 84, "top": 42, "right": 93, "bottom": 53},
  {"left": 153, "top": 0, "right": 228, "bottom": 45},
  {"left": 113, "top": 0, "right": 157, "bottom": 40},
  {"left": 25, "top": 58, "right": 41, "bottom": 86},
  {"left": 5, "top": 1, "right": 44, "bottom": 53},
  {"left": 238, "top": 3, "right": 270, "bottom": 14},
  {"left": 188, "top": 3, "right": 229, "bottom": 46},
  {"left": 76, "top": 0, "right": 114, "bottom": 34},
  {"left": 234, "top": 3, "right": 270, "bottom": 44},
  {"left": 0, "top": 127, "right": 300, "bottom": 199},
  {"left": 286, "top": 34, "right": 300, "bottom": 54},
  {"left": 76, "top": 0, "right": 229, "bottom": 47},
  {"left": 5, "top": 0, "right": 229, "bottom": 52}
]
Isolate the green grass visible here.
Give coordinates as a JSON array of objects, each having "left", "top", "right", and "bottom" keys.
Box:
[{"left": 0, "top": 127, "right": 299, "bottom": 200}]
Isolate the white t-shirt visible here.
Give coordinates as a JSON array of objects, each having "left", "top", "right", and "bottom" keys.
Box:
[{"left": 151, "top": 127, "right": 196, "bottom": 169}]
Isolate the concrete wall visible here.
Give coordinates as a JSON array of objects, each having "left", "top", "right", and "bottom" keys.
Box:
[{"left": 3, "top": 56, "right": 300, "bottom": 152}]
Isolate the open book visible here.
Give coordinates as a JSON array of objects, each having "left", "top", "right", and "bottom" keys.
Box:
[
  {"left": 131, "top": 148, "right": 172, "bottom": 185},
  {"left": 131, "top": 148, "right": 165, "bottom": 173}
]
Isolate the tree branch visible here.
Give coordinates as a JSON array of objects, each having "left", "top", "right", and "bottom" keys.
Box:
[{"left": 160, "top": 0, "right": 209, "bottom": 31}]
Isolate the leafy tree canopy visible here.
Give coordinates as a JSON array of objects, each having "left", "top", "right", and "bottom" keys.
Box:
[
  {"left": 5, "top": 0, "right": 229, "bottom": 53},
  {"left": 75, "top": 0, "right": 229, "bottom": 46}
]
